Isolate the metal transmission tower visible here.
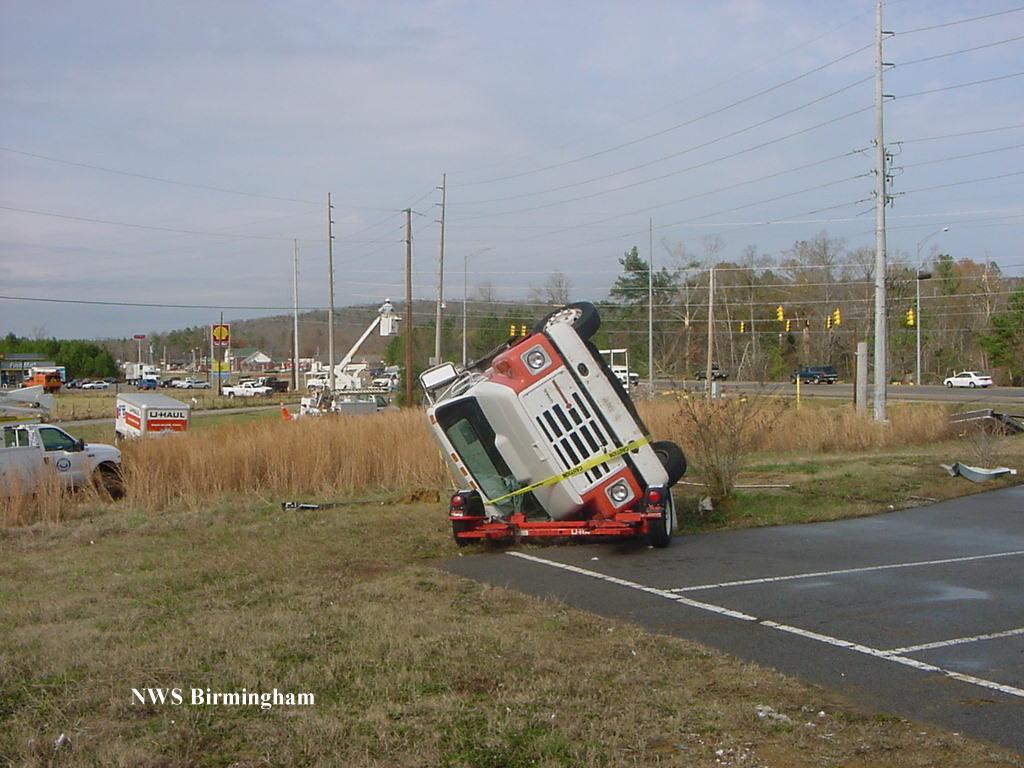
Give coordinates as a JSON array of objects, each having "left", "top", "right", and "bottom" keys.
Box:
[
  {"left": 434, "top": 173, "right": 447, "bottom": 365},
  {"left": 872, "top": 0, "right": 894, "bottom": 422},
  {"left": 327, "top": 192, "right": 336, "bottom": 392}
]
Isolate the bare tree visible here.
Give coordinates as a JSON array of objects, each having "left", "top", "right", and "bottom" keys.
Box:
[{"left": 527, "top": 270, "right": 571, "bottom": 305}]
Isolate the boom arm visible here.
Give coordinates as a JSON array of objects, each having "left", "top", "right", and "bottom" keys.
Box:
[{"left": 337, "top": 315, "right": 382, "bottom": 371}]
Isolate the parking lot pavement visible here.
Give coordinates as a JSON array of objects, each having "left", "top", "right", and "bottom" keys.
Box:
[{"left": 446, "top": 486, "right": 1024, "bottom": 752}]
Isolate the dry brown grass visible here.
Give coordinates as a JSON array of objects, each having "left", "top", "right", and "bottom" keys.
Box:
[
  {"left": 642, "top": 398, "right": 955, "bottom": 456},
  {"left": 119, "top": 409, "right": 450, "bottom": 510},
  {"left": 3, "top": 400, "right": 961, "bottom": 528}
]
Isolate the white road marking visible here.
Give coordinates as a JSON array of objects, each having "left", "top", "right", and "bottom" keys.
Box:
[
  {"left": 666, "top": 550, "right": 1024, "bottom": 593},
  {"left": 887, "top": 626, "right": 1024, "bottom": 655},
  {"left": 507, "top": 551, "right": 1024, "bottom": 700}
]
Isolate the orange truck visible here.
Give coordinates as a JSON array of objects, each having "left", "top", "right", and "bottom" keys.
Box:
[{"left": 28, "top": 372, "right": 62, "bottom": 393}]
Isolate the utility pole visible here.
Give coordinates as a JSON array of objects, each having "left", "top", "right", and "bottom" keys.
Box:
[
  {"left": 872, "top": 0, "right": 891, "bottom": 422},
  {"left": 207, "top": 325, "right": 213, "bottom": 385},
  {"left": 292, "top": 239, "right": 300, "bottom": 391},
  {"left": 327, "top": 193, "right": 336, "bottom": 392},
  {"left": 217, "top": 311, "right": 224, "bottom": 397},
  {"left": 404, "top": 208, "right": 414, "bottom": 406},
  {"left": 462, "top": 251, "right": 469, "bottom": 367},
  {"left": 648, "top": 217, "right": 654, "bottom": 394},
  {"left": 434, "top": 173, "right": 447, "bottom": 366},
  {"left": 705, "top": 267, "right": 715, "bottom": 399}
]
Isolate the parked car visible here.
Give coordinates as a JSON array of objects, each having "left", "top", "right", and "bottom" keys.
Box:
[
  {"left": 695, "top": 364, "right": 728, "bottom": 381},
  {"left": 64, "top": 379, "right": 82, "bottom": 389},
  {"left": 791, "top": 365, "right": 839, "bottom": 385},
  {"left": 943, "top": 371, "right": 993, "bottom": 388},
  {"left": 180, "top": 378, "right": 211, "bottom": 389},
  {"left": 137, "top": 378, "right": 158, "bottom": 390},
  {"left": 161, "top": 378, "right": 182, "bottom": 388},
  {"left": 81, "top": 380, "right": 111, "bottom": 390}
]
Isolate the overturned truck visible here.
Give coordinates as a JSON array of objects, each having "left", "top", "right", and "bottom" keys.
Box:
[{"left": 420, "top": 302, "right": 686, "bottom": 546}]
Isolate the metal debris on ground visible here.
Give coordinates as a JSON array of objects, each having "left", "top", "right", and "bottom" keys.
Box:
[
  {"left": 941, "top": 463, "right": 1018, "bottom": 483},
  {"left": 754, "top": 705, "right": 794, "bottom": 726},
  {"left": 950, "top": 409, "right": 1024, "bottom": 434}
]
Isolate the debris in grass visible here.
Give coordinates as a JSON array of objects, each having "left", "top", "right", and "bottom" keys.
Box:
[
  {"left": 699, "top": 496, "right": 714, "bottom": 513},
  {"left": 941, "top": 463, "right": 1018, "bottom": 483},
  {"left": 53, "top": 733, "right": 71, "bottom": 752},
  {"left": 754, "top": 704, "right": 794, "bottom": 726}
]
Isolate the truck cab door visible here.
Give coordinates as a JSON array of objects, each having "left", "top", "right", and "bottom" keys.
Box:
[{"left": 36, "top": 426, "right": 87, "bottom": 488}]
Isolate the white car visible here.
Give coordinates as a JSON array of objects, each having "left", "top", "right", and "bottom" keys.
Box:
[
  {"left": 943, "top": 371, "right": 993, "bottom": 388},
  {"left": 180, "top": 378, "right": 211, "bottom": 389},
  {"left": 81, "top": 380, "right": 111, "bottom": 390}
]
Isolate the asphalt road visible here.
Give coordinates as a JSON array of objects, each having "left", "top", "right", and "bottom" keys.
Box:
[
  {"left": 447, "top": 488, "right": 1024, "bottom": 752},
  {"left": 654, "top": 379, "right": 1024, "bottom": 406}
]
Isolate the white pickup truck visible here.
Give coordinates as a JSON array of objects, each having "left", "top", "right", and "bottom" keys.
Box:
[
  {"left": 1, "top": 423, "right": 123, "bottom": 497},
  {"left": 222, "top": 381, "right": 272, "bottom": 398}
]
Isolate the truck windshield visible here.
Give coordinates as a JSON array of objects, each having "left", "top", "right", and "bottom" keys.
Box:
[{"left": 435, "top": 397, "right": 537, "bottom": 514}]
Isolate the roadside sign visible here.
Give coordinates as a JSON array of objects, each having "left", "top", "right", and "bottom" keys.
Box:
[
  {"left": 212, "top": 361, "right": 230, "bottom": 372},
  {"left": 211, "top": 324, "right": 230, "bottom": 348},
  {"left": 133, "top": 334, "right": 146, "bottom": 340}
]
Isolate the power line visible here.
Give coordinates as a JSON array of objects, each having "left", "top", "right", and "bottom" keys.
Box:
[
  {"left": 895, "top": 5, "right": 1024, "bottom": 35},
  {"left": 0, "top": 146, "right": 325, "bottom": 206},
  {"left": 455, "top": 43, "right": 873, "bottom": 188},
  {"left": 897, "top": 122, "right": 1024, "bottom": 144},
  {"left": 895, "top": 33, "right": 1024, "bottom": 67},
  {"left": 897, "top": 71, "right": 1024, "bottom": 99},
  {"left": 901, "top": 143, "right": 1024, "bottom": 168},
  {"left": 0, "top": 204, "right": 327, "bottom": 242},
  {"left": 459, "top": 76, "right": 874, "bottom": 209}
]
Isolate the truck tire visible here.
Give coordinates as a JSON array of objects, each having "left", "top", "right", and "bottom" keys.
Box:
[
  {"left": 648, "top": 492, "right": 674, "bottom": 548},
  {"left": 533, "top": 301, "right": 600, "bottom": 340},
  {"left": 94, "top": 463, "right": 125, "bottom": 500},
  {"left": 652, "top": 440, "right": 686, "bottom": 486},
  {"left": 452, "top": 520, "right": 474, "bottom": 547}
]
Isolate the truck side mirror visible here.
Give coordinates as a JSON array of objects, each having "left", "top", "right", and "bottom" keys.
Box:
[{"left": 76, "top": 438, "right": 86, "bottom": 452}]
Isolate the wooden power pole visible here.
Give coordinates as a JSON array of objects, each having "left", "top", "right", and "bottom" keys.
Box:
[{"left": 404, "top": 208, "right": 414, "bottom": 406}]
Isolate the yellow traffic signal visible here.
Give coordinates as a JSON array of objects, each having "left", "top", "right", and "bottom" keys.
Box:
[
  {"left": 906, "top": 308, "right": 915, "bottom": 327},
  {"left": 775, "top": 305, "right": 784, "bottom": 322},
  {"left": 509, "top": 323, "right": 517, "bottom": 337},
  {"left": 520, "top": 324, "right": 528, "bottom": 337},
  {"left": 826, "top": 315, "right": 833, "bottom": 330},
  {"left": 785, "top": 319, "right": 792, "bottom": 332},
  {"left": 739, "top": 321, "right": 746, "bottom": 333},
  {"left": 833, "top": 308, "right": 841, "bottom": 326}
]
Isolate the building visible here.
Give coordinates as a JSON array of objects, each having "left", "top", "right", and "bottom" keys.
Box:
[
  {"left": 224, "top": 348, "right": 274, "bottom": 372},
  {"left": 0, "top": 353, "right": 59, "bottom": 387}
]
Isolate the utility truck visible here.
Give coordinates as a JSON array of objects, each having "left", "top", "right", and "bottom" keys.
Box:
[
  {"left": 0, "top": 387, "right": 123, "bottom": 497},
  {"left": 420, "top": 302, "right": 685, "bottom": 546}
]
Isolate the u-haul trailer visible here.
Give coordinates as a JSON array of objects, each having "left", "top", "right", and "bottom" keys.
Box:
[{"left": 115, "top": 393, "right": 191, "bottom": 439}]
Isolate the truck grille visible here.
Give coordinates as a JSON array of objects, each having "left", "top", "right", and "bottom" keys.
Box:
[{"left": 533, "top": 390, "right": 614, "bottom": 486}]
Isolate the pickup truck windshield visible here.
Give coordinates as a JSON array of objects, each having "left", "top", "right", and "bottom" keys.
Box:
[
  {"left": 436, "top": 399, "right": 515, "bottom": 501},
  {"left": 39, "top": 427, "right": 77, "bottom": 452}
]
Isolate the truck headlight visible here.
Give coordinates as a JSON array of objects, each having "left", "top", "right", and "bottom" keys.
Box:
[
  {"left": 521, "top": 346, "right": 550, "bottom": 373},
  {"left": 606, "top": 479, "right": 633, "bottom": 506}
]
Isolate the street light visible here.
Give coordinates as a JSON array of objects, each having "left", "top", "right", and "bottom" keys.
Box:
[
  {"left": 914, "top": 226, "right": 948, "bottom": 386},
  {"left": 462, "top": 247, "right": 493, "bottom": 366}
]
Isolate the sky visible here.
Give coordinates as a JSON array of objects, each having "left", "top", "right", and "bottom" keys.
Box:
[{"left": 1, "top": 0, "right": 1022, "bottom": 339}]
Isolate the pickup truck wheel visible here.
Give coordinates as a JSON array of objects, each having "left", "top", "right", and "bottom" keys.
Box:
[
  {"left": 227, "top": 392, "right": 235, "bottom": 398},
  {"left": 452, "top": 520, "right": 474, "bottom": 547},
  {"left": 652, "top": 440, "right": 686, "bottom": 486},
  {"left": 648, "top": 494, "right": 674, "bottom": 548},
  {"left": 94, "top": 463, "right": 125, "bottom": 500},
  {"left": 533, "top": 301, "right": 600, "bottom": 340}
]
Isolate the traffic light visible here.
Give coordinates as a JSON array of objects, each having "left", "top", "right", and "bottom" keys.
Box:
[
  {"left": 739, "top": 321, "right": 746, "bottom": 333},
  {"left": 785, "top": 319, "right": 792, "bottom": 332},
  {"left": 509, "top": 323, "right": 517, "bottom": 337},
  {"left": 826, "top": 314, "right": 833, "bottom": 330},
  {"left": 906, "top": 308, "right": 915, "bottom": 327},
  {"left": 776, "top": 305, "right": 784, "bottom": 322},
  {"left": 833, "top": 308, "right": 841, "bottom": 326},
  {"left": 520, "top": 324, "right": 528, "bottom": 337}
]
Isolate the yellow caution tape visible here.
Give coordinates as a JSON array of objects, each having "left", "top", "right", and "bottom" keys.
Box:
[{"left": 487, "top": 436, "right": 649, "bottom": 505}]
